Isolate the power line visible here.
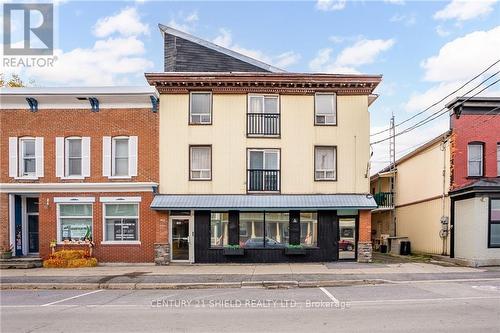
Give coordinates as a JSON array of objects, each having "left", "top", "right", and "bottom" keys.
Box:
[
  {"left": 370, "top": 78, "right": 500, "bottom": 145},
  {"left": 370, "top": 58, "right": 500, "bottom": 137}
]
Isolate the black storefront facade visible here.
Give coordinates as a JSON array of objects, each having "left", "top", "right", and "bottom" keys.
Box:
[{"left": 151, "top": 194, "right": 376, "bottom": 263}]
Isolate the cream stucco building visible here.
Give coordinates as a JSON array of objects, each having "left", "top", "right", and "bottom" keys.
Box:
[{"left": 146, "top": 26, "right": 382, "bottom": 264}]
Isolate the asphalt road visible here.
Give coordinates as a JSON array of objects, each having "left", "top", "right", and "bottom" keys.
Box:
[{"left": 1, "top": 279, "right": 499, "bottom": 333}]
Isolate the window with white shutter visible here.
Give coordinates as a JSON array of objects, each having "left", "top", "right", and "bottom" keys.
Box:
[{"left": 8, "top": 137, "right": 18, "bottom": 177}]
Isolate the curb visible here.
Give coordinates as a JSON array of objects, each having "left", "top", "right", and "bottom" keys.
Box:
[{"left": 0, "top": 279, "right": 388, "bottom": 290}]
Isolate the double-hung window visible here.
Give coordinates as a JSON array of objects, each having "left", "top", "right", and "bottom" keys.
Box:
[
  {"left": 20, "top": 138, "right": 36, "bottom": 176},
  {"left": 66, "top": 138, "right": 82, "bottom": 176},
  {"left": 315, "top": 93, "right": 337, "bottom": 125},
  {"left": 56, "top": 137, "right": 90, "bottom": 178},
  {"left": 190, "top": 92, "right": 212, "bottom": 124},
  {"left": 190, "top": 146, "right": 212, "bottom": 180},
  {"left": 489, "top": 199, "right": 500, "bottom": 247},
  {"left": 104, "top": 203, "right": 140, "bottom": 242},
  {"left": 113, "top": 137, "right": 129, "bottom": 177},
  {"left": 57, "top": 203, "right": 93, "bottom": 243},
  {"left": 8, "top": 137, "right": 44, "bottom": 179},
  {"left": 315, "top": 146, "right": 336, "bottom": 181},
  {"left": 467, "top": 143, "right": 483, "bottom": 177},
  {"left": 102, "top": 136, "right": 138, "bottom": 178}
]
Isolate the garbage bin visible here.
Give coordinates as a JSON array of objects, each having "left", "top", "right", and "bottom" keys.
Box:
[
  {"left": 380, "top": 244, "right": 388, "bottom": 253},
  {"left": 400, "top": 241, "right": 411, "bottom": 255}
]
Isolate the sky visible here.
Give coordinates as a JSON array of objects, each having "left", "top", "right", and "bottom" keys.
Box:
[{"left": 1, "top": 0, "right": 500, "bottom": 174}]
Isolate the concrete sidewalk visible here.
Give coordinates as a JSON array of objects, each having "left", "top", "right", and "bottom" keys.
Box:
[{"left": 2, "top": 262, "right": 499, "bottom": 290}]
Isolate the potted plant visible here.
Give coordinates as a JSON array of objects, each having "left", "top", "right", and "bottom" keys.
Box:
[
  {"left": 285, "top": 244, "right": 306, "bottom": 255},
  {"left": 0, "top": 244, "right": 14, "bottom": 259},
  {"left": 223, "top": 244, "right": 244, "bottom": 256}
]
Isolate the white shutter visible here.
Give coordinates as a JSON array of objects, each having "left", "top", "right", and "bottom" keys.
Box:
[
  {"left": 102, "top": 136, "right": 111, "bottom": 177},
  {"left": 35, "top": 137, "right": 44, "bottom": 177},
  {"left": 55, "top": 137, "right": 64, "bottom": 177},
  {"left": 82, "top": 137, "right": 91, "bottom": 177},
  {"left": 129, "top": 136, "right": 138, "bottom": 177},
  {"left": 8, "top": 137, "right": 18, "bottom": 177}
]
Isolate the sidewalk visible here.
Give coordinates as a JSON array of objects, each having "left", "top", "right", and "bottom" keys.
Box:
[{"left": 2, "top": 261, "right": 499, "bottom": 290}]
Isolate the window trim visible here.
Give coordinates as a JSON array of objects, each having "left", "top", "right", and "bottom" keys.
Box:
[
  {"left": 246, "top": 148, "right": 281, "bottom": 193},
  {"left": 210, "top": 211, "right": 229, "bottom": 248},
  {"left": 19, "top": 137, "right": 36, "bottom": 177},
  {"left": 488, "top": 197, "right": 500, "bottom": 248},
  {"left": 189, "top": 145, "right": 212, "bottom": 181},
  {"left": 64, "top": 136, "right": 83, "bottom": 178},
  {"left": 56, "top": 202, "right": 93, "bottom": 244},
  {"left": 102, "top": 202, "right": 140, "bottom": 244},
  {"left": 314, "top": 145, "right": 337, "bottom": 181},
  {"left": 467, "top": 142, "right": 484, "bottom": 177},
  {"left": 314, "top": 92, "right": 337, "bottom": 126},
  {"left": 189, "top": 91, "right": 213, "bottom": 125},
  {"left": 247, "top": 94, "right": 280, "bottom": 114},
  {"left": 111, "top": 136, "right": 130, "bottom": 178}
]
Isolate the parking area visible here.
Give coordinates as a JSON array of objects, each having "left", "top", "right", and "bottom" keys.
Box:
[{"left": 1, "top": 279, "right": 500, "bottom": 332}]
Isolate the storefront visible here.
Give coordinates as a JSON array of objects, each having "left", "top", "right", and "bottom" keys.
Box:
[{"left": 151, "top": 194, "right": 376, "bottom": 263}]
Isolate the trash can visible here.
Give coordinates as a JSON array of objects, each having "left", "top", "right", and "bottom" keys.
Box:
[
  {"left": 400, "top": 241, "right": 411, "bottom": 255},
  {"left": 380, "top": 244, "right": 388, "bottom": 253}
]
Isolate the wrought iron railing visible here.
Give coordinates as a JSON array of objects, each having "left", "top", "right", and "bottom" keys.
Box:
[
  {"left": 247, "top": 113, "right": 280, "bottom": 136},
  {"left": 374, "top": 192, "right": 394, "bottom": 208},
  {"left": 247, "top": 169, "right": 280, "bottom": 192}
]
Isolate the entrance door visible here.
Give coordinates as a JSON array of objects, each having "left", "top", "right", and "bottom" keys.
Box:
[
  {"left": 171, "top": 218, "right": 190, "bottom": 261},
  {"left": 26, "top": 198, "right": 39, "bottom": 254}
]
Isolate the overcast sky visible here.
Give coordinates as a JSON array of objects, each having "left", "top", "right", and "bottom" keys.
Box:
[{"left": 2, "top": 0, "right": 499, "bottom": 174}]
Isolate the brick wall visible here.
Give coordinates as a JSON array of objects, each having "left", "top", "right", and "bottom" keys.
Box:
[
  {"left": 0, "top": 108, "right": 158, "bottom": 183},
  {"left": 38, "top": 192, "right": 161, "bottom": 262},
  {"left": 358, "top": 210, "right": 372, "bottom": 243},
  {"left": 451, "top": 114, "right": 500, "bottom": 188}
]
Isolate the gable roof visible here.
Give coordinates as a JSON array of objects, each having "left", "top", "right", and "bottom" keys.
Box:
[{"left": 158, "top": 24, "right": 285, "bottom": 73}]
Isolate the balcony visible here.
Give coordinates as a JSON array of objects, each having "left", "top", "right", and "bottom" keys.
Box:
[
  {"left": 374, "top": 192, "right": 394, "bottom": 209},
  {"left": 247, "top": 169, "right": 280, "bottom": 192},
  {"left": 247, "top": 113, "right": 280, "bottom": 136}
]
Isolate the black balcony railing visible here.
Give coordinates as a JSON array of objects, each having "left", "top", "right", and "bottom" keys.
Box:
[
  {"left": 374, "top": 192, "right": 394, "bottom": 208},
  {"left": 247, "top": 169, "right": 280, "bottom": 192},
  {"left": 247, "top": 113, "right": 280, "bottom": 136}
]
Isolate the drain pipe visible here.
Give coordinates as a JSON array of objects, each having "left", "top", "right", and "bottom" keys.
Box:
[{"left": 439, "top": 136, "right": 449, "bottom": 255}]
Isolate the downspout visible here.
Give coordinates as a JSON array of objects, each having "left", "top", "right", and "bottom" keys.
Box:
[{"left": 439, "top": 137, "right": 449, "bottom": 255}]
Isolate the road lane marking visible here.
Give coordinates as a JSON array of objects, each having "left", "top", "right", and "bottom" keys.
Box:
[
  {"left": 351, "top": 295, "right": 500, "bottom": 305},
  {"left": 41, "top": 289, "right": 104, "bottom": 307},
  {"left": 319, "top": 287, "right": 339, "bottom": 305}
]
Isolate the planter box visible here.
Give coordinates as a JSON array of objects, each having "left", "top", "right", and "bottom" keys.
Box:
[
  {"left": 223, "top": 247, "right": 245, "bottom": 256},
  {"left": 285, "top": 247, "right": 306, "bottom": 255}
]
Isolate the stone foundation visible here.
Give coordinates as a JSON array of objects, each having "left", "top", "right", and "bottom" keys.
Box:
[
  {"left": 154, "top": 243, "right": 170, "bottom": 265},
  {"left": 357, "top": 242, "right": 372, "bottom": 263}
]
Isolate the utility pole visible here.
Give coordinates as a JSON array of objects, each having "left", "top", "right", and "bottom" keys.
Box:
[{"left": 389, "top": 114, "right": 396, "bottom": 237}]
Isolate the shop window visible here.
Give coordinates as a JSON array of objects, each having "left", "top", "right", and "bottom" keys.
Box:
[
  {"left": 489, "top": 199, "right": 500, "bottom": 247},
  {"left": 339, "top": 218, "right": 356, "bottom": 259},
  {"left": 58, "top": 204, "right": 93, "bottom": 242},
  {"left": 104, "top": 203, "right": 139, "bottom": 242},
  {"left": 210, "top": 212, "right": 229, "bottom": 247},
  {"left": 265, "top": 212, "right": 289, "bottom": 247},
  {"left": 240, "top": 212, "right": 264, "bottom": 248},
  {"left": 300, "top": 212, "right": 318, "bottom": 247}
]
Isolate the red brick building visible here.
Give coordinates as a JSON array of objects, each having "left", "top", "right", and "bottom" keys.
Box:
[
  {"left": 448, "top": 97, "right": 500, "bottom": 266},
  {"left": 0, "top": 87, "right": 166, "bottom": 263}
]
